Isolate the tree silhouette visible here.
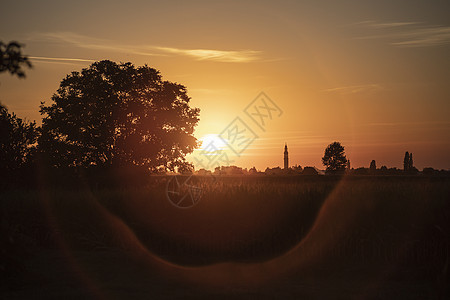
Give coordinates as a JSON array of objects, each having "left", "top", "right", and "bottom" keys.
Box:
[
  {"left": 370, "top": 160, "right": 376, "bottom": 173},
  {"left": 403, "top": 151, "right": 415, "bottom": 172},
  {"left": 403, "top": 151, "right": 410, "bottom": 171},
  {"left": 39, "top": 60, "right": 200, "bottom": 171},
  {"left": 0, "top": 41, "right": 32, "bottom": 78},
  {"left": 322, "top": 141, "right": 348, "bottom": 174},
  {"left": 0, "top": 103, "right": 38, "bottom": 171}
]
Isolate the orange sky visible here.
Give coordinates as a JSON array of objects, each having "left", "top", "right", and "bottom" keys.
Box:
[{"left": 1, "top": 0, "right": 449, "bottom": 170}]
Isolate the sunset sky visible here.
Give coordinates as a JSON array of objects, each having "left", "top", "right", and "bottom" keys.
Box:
[{"left": 1, "top": 0, "right": 449, "bottom": 170}]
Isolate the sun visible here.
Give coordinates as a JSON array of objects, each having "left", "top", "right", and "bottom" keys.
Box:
[{"left": 199, "top": 134, "right": 228, "bottom": 153}]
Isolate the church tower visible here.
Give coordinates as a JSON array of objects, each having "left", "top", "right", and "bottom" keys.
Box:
[{"left": 284, "top": 143, "right": 289, "bottom": 170}]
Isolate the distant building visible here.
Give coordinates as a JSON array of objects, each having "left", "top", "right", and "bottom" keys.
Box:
[
  {"left": 265, "top": 166, "right": 283, "bottom": 175},
  {"left": 284, "top": 143, "right": 289, "bottom": 170}
]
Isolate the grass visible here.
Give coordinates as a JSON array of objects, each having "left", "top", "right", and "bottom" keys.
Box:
[{"left": 1, "top": 175, "right": 449, "bottom": 298}]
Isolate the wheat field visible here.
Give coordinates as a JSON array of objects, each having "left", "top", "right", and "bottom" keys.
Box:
[{"left": 1, "top": 175, "right": 449, "bottom": 298}]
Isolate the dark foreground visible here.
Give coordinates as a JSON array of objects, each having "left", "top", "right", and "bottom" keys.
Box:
[{"left": 1, "top": 175, "right": 449, "bottom": 299}]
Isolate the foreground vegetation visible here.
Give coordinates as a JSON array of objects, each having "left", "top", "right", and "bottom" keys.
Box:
[{"left": 1, "top": 175, "right": 449, "bottom": 298}]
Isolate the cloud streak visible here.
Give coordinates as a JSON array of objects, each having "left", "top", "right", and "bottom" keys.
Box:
[
  {"left": 355, "top": 21, "right": 450, "bottom": 47},
  {"left": 323, "top": 84, "right": 383, "bottom": 94},
  {"left": 155, "top": 47, "right": 261, "bottom": 63},
  {"left": 29, "top": 32, "right": 262, "bottom": 63},
  {"left": 366, "top": 121, "right": 450, "bottom": 127},
  {"left": 29, "top": 56, "right": 95, "bottom": 63}
]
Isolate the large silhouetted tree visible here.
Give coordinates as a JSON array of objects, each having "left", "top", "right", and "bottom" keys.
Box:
[
  {"left": 0, "top": 41, "right": 32, "bottom": 78},
  {"left": 39, "top": 60, "right": 200, "bottom": 171},
  {"left": 322, "top": 141, "right": 348, "bottom": 174},
  {"left": 0, "top": 103, "right": 38, "bottom": 171}
]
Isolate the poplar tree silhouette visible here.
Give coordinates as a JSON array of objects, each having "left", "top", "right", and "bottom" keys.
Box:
[
  {"left": 404, "top": 152, "right": 410, "bottom": 171},
  {"left": 403, "top": 151, "right": 414, "bottom": 172}
]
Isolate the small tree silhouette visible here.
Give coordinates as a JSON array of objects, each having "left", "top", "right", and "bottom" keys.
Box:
[
  {"left": 370, "top": 160, "right": 376, "bottom": 173},
  {"left": 403, "top": 151, "right": 410, "bottom": 171},
  {"left": 322, "top": 142, "right": 348, "bottom": 174},
  {"left": 403, "top": 151, "right": 415, "bottom": 172}
]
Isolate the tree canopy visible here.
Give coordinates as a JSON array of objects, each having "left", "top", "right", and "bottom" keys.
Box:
[
  {"left": 321, "top": 141, "right": 348, "bottom": 173},
  {"left": 0, "top": 103, "right": 38, "bottom": 171},
  {"left": 39, "top": 60, "right": 200, "bottom": 171}
]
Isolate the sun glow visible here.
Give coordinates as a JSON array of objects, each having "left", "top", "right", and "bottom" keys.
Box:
[{"left": 199, "top": 134, "right": 228, "bottom": 153}]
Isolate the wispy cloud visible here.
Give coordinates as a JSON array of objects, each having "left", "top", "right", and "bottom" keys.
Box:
[
  {"left": 323, "top": 84, "right": 383, "bottom": 94},
  {"left": 29, "top": 56, "right": 95, "bottom": 63},
  {"left": 366, "top": 121, "right": 450, "bottom": 127},
  {"left": 354, "top": 21, "right": 450, "bottom": 47},
  {"left": 31, "top": 32, "right": 168, "bottom": 57},
  {"left": 28, "top": 32, "right": 262, "bottom": 63},
  {"left": 155, "top": 47, "right": 261, "bottom": 63},
  {"left": 189, "top": 88, "right": 235, "bottom": 95},
  {"left": 353, "top": 21, "right": 420, "bottom": 29}
]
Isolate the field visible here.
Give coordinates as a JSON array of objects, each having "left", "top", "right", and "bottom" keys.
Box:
[{"left": 1, "top": 175, "right": 449, "bottom": 299}]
